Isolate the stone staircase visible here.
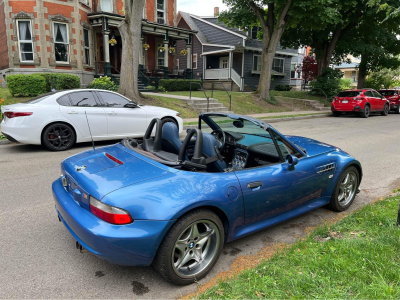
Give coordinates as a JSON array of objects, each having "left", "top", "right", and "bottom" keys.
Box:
[
  {"left": 181, "top": 97, "right": 232, "bottom": 113},
  {"left": 276, "top": 97, "right": 331, "bottom": 111}
]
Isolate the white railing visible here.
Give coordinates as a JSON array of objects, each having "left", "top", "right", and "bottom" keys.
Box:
[
  {"left": 231, "top": 69, "right": 243, "bottom": 91},
  {"left": 204, "top": 68, "right": 229, "bottom": 80}
]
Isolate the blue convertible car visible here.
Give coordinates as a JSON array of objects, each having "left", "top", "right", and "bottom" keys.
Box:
[{"left": 53, "top": 112, "right": 362, "bottom": 285}]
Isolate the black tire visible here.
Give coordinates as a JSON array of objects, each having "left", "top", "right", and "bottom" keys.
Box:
[
  {"left": 42, "top": 123, "right": 75, "bottom": 151},
  {"left": 332, "top": 111, "right": 341, "bottom": 117},
  {"left": 153, "top": 209, "right": 224, "bottom": 285},
  {"left": 361, "top": 105, "right": 370, "bottom": 118},
  {"left": 395, "top": 106, "right": 400, "bottom": 114},
  {"left": 161, "top": 117, "right": 178, "bottom": 129},
  {"left": 381, "top": 104, "right": 389, "bottom": 116},
  {"left": 326, "top": 166, "right": 359, "bottom": 212}
]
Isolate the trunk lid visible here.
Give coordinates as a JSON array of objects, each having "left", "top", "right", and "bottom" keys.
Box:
[
  {"left": 285, "top": 135, "right": 337, "bottom": 157},
  {"left": 62, "top": 144, "right": 173, "bottom": 205}
]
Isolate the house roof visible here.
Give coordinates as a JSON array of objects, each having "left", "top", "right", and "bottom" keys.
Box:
[
  {"left": 334, "top": 62, "right": 359, "bottom": 69},
  {"left": 200, "top": 17, "right": 248, "bottom": 37},
  {"left": 178, "top": 12, "right": 208, "bottom": 44}
]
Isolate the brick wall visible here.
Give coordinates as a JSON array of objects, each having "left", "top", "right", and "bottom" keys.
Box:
[{"left": 0, "top": 2, "right": 9, "bottom": 70}]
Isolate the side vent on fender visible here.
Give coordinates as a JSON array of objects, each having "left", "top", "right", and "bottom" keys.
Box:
[{"left": 316, "top": 163, "right": 336, "bottom": 174}]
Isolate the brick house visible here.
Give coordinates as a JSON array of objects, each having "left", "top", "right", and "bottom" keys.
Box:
[{"left": 0, "top": 0, "right": 196, "bottom": 87}]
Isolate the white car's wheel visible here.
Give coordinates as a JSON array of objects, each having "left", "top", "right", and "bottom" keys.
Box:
[{"left": 42, "top": 123, "right": 75, "bottom": 151}]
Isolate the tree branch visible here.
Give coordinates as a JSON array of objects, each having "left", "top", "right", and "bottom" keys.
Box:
[{"left": 247, "top": 0, "right": 267, "bottom": 30}]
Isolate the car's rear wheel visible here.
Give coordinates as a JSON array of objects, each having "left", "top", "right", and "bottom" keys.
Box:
[
  {"left": 332, "top": 111, "right": 341, "bottom": 117},
  {"left": 361, "top": 105, "right": 370, "bottom": 118},
  {"left": 326, "top": 166, "right": 359, "bottom": 212},
  {"left": 42, "top": 123, "right": 75, "bottom": 151},
  {"left": 381, "top": 104, "right": 389, "bottom": 116},
  {"left": 153, "top": 209, "right": 224, "bottom": 285}
]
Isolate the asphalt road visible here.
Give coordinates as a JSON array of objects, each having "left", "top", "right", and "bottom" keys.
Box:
[{"left": 1, "top": 113, "right": 400, "bottom": 299}]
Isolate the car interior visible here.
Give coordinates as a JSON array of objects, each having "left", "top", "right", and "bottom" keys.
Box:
[{"left": 122, "top": 114, "right": 304, "bottom": 173}]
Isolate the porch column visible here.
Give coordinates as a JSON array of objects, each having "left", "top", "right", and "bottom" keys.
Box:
[
  {"left": 203, "top": 55, "right": 206, "bottom": 80},
  {"left": 228, "top": 51, "right": 233, "bottom": 79},
  {"left": 139, "top": 38, "right": 144, "bottom": 71},
  {"left": 163, "top": 40, "right": 169, "bottom": 78},
  {"left": 103, "top": 29, "right": 111, "bottom": 77},
  {"left": 186, "top": 44, "right": 192, "bottom": 79}
]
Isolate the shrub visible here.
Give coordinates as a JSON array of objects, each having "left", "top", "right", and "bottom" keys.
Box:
[
  {"left": 33, "top": 73, "right": 80, "bottom": 91},
  {"left": 310, "top": 67, "right": 343, "bottom": 99},
  {"left": 159, "top": 79, "right": 202, "bottom": 91},
  {"left": 6, "top": 74, "right": 47, "bottom": 96},
  {"left": 146, "top": 85, "right": 156, "bottom": 90},
  {"left": 264, "top": 94, "right": 278, "bottom": 105},
  {"left": 87, "top": 76, "right": 119, "bottom": 92},
  {"left": 275, "top": 84, "right": 292, "bottom": 91},
  {"left": 339, "top": 78, "right": 353, "bottom": 90}
]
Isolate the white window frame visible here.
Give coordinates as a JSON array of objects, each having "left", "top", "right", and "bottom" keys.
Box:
[
  {"left": 156, "top": 0, "right": 165, "bottom": 23},
  {"left": 252, "top": 54, "right": 262, "bottom": 73},
  {"left": 272, "top": 57, "right": 284, "bottom": 73},
  {"left": 220, "top": 56, "right": 229, "bottom": 69},
  {"left": 156, "top": 42, "right": 165, "bottom": 68},
  {"left": 192, "top": 53, "right": 197, "bottom": 69},
  {"left": 250, "top": 26, "right": 260, "bottom": 40},
  {"left": 83, "top": 28, "right": 90, "bottom": 66},
  {"left": 80, "top": 0, "right": 91, "bottom": 7},
  {"left": 352, "top": 71, "right": 357, "bottom": 82},
  {"left": 53, "top": 22, "right": 70, "bottom": 64},
  {"left": 16, "top": 19, "right": 34, "bottom": 63},
  {"left": 100, "top": 0, "right": 113, "bottom": 13},
  {"left": 291, "top": 63, "right": 301, "bottom": 79}
]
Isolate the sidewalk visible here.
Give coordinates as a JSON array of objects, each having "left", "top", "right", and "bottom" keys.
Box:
[{"left": 182, "top": 110, "right": 330, "bottom": 123}]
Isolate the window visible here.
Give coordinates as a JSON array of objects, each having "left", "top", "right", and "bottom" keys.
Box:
[
  {"left": 192, "top": 54, "right": 197, "bottom": 69},
  {"left": 17, "top": 20, "right": 34, "bottom": 62},
  {"left": 220, "top": 57, "right": 229, "bottom": 69},
  {"left": 157, "top": 0, "right": 165, "bottom": 24},
  {"left": 157, "top": 42, "right": 164, "bottom": 68},
  {"left": 80, "top": 0, "right": 90, "bottom": 6},
  {"left": 372, "top": 91, "right": 382, "bottom": 98},
  {"left": 272, "top": 58, "right": 284, "bottom": 73},
  {"left": 98, "top": 92, "right": 132, "bottom": 108},
  {"left": 100, "top": 0, "right": 113, "bottom": 12},
  {"left": 352, "top": 71, "right": 357, "bottom": 82},
  {"left": 69, "top": 92, "right": 99, "bottom": 107},
  {"left": 176, "top": 58, "right": 179, "bottom": 68},
  {"left": 57, "top": 95, "right": 72, "bottom": 106},
  {"left": 364, "top": 91, "right": 373, "bottom": 97},
  {"left": 249, "top": 26, "right": 260, "bottom": 39},
  {"left": 83, "top": 29, "right": 90, "bottom": 66},
  {"left": 291, "top": 64, "right": 301, "bottom": 79},
  {"left": 337, "top": 91, "right": 361, "bottom": 97},
  {"left": 53, "top": 22, "right": 69, "bottom": 63},
  {"left": 252, "top": 55, "right": 262, "bottom": 72}
]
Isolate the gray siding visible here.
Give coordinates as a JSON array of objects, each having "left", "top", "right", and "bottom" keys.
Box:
[
  {"left": 203, "top": 45, "right": 232, "bottom": 53},
  {"left": 245, "top": 39, "right": 298, "bottom": 56},
  {"left": 232, "top": 52, "right": 243, "bottom": 74},
  {"left": 176, "top": 35, "right": 203, "bottom": 80},
  {"left": 192, "top": 18, "right": 244, "bottom": 46}
]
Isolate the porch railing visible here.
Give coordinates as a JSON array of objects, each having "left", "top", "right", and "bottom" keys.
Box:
[
  {"left": 204, "top": 68, "right": 229, "bottom": 80},
  {"left": 231, "top": 69, "right": 244, "bottom": 92}
]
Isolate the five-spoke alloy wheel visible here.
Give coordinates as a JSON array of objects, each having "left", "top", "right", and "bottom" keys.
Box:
[
  {"left": 327, "top": 166, "right": 359, "bottom": 211},
  {"left": 153, "top": 209, "right": 224, "bottom": 285},
  {"left": 42, "top": 123, "right": 75, "bottom": 151}
]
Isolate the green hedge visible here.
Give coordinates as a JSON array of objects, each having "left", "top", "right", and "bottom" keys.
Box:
[
  {"left": 35, "top": 73, "right": 80, "bottom": 91},
  {"left": 6, "top": 74, "right": 47, "bottom": 97},
  {"left": 274, "top": 84, "right": 292, "bottom": 91},
  {"left": 87, "top": 76, "right": 119, "bottom": 91},
  {"left": 158, "top": 79, "right": 202, "bottom": 91}
]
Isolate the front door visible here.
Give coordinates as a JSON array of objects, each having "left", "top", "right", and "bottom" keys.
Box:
[
  {"left": 219, "top": 56, "right": 229, "bottom": 69},
  {"left": 95, "top": 91, "right": 147, "bottom": 138},
  {"left": 96, "top": 33, "right": 104, "bottom": 74}
]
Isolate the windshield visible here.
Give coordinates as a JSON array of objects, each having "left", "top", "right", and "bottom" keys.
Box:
[
  {"left": 337, "top": 91, "right": 361, "bottom": 97},
  {"left": 205, "top": 115, "right": 268, "bottom": 136},
  {"left": 379, "top": 90, "right": 397, "bottom": 96}
]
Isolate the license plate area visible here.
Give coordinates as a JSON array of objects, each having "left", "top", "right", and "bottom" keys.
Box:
[{"left": 342, "top": 100, "right": 348, "bottom": 104}]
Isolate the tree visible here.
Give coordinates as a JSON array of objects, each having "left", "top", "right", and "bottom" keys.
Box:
[
  {"left": 365, "top": 68, "right": 400, "bottom": 90},
  {"left": 117, "top": 0, "right": 146, "bottom": 101},
  {"left": 219, "top": 0, "right": 294, "bottom": 100},
  {"left": 301, "top": 55, "right": 318, "bottom": 86}
]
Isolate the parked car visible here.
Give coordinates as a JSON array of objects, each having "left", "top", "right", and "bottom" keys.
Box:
[
  {"left": 331, "top": 89, "right": 390, "bottom": 118},
  {"left": 53, "top": 112, "right": 362, "bottom": 285},
  {"left": 378, "top": 89, "right": 400, "bottom": 114},
  {"left": 0, "top": 89, "right": 183, "bottom": 151}
]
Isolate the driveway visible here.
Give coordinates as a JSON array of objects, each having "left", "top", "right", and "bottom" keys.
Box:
[{"left": 1, "top": 113, "right": 399, "bottom": 298}]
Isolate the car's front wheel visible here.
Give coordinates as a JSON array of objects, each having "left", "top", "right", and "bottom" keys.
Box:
[
  {"left": 381, "top": 104, "right": 389, "bottom": 116},
  {"left": 42, "top": 123, "right": 75, "bottom": 151},
  {"left": 153, "top": 209, "right": 224, "bottom": 285},
  {"left": 361, "top": 105, "right": 370, "bottom": 118},
  {"left": 327, "top": 166, "right": 359, "bottom": 212}
]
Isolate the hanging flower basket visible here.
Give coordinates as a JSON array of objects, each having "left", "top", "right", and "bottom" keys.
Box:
[
  {"left": 143, "top": 43, "right": 150, "bottom": 50},
  {"left": 168, "top": 47, "right": 176, "bottom": 54},
  {"left": 109, "top": 38, "right": 117, "bottom": 46},
  {"left": 158, "top": 46, "right": 165, "bottom": 53},
  {"left": 180, "top": 49, "right": 188, "bottom": 56}
]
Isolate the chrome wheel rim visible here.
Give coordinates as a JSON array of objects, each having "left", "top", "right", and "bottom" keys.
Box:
[
  {"left": 172, "top": 220, "right": 220, "bottom": 278},
  {"left": 47, "top": 125, "right": 73, "bottom": 150},
  {"left": 385, "top": 105, "right": 389, "bottom": 114},
  {"left": 365, "top": 106, "right": 370, "bottom": 116},
  {"left": 338, "top": 171, "right": 357, "bottom": 206}
]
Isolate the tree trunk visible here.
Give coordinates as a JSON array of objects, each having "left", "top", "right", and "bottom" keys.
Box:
[
  {"left": 118, "top": 0, "right": 146, "bottom": 102},
  {"left": 357, "top": 54, "right": 368, "bottom": 89}
]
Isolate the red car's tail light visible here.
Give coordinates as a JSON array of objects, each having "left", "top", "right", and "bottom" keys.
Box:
[
  {"left": 90, "top": 196, "right": 133, "bottom": 225},
  {"left": 105, "top": 153, "right": 123, "bottom": 165},
  {"left": 4, "top": 112, "right": 33, "bottom": 119},
  {"left": 333, "top": 97, "right": 338, "bottom": 101}
]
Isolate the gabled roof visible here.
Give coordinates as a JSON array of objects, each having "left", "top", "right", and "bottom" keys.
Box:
[
  {"left": 199, "top": 17, "right": 248, "bottom": 38},
  {"left": 178, "top": 12, "right": 208, "bottom": 44}
]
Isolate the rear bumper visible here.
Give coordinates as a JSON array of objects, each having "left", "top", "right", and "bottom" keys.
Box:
[
  {"left": 52, "top": 178, "right": 175, "bottom": 266},
  {"left": 1, "top": 132, "right": 19, "bottom": 143},
  {"left": 390, "top": 104, "right": 399, "bottom": 110},
  {"left": 331, "top": 105, "right": 362, "bottom": 112},
  {"left": 1, "top": 118, "right": 42, "bottom": 145}
]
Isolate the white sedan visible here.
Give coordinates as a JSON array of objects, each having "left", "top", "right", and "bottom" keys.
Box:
[{"left": 1, "top": 89, "right": 183, "bottom": 151}]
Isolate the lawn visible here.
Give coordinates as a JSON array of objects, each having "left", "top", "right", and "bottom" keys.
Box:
[
  {"left": 158, "top": 91, "right": 321, "bottom": 115},
  {"left": 0, "top": 87, "right": 30, "bottom": 109},
  {"left": 197, "top": 191, "right": 400, "bottom": 299},
  {"left": 141, "top": 95, "right": 199, "bottom": 119}
]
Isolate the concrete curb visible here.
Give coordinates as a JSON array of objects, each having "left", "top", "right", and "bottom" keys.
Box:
[
  {"left": 0, "top": 140, "right": 12, "bottom": 145},
  {"left": 183, "top": 113, "right": 331, "bottom": 130}
]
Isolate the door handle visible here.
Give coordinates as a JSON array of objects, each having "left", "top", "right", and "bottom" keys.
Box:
[
  {"left": 107, "top": 111, "right": 117, "bottom": 115},
  {"left": 247, "top": 181, "right": 263, "bottom": 191},
  {"left": 67, "top": 111, "right": 78, "bottom": 114}
]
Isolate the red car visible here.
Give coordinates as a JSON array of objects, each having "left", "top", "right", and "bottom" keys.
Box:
[
  {"left": 331, "top": 89, "right": 390, "bottom": 118},
  {"left": 378, "top": 89, "right": 400, "bottom": 114}
]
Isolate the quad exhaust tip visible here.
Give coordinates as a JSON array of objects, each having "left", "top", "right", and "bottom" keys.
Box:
[{"left": 76, "top": 241, "right": 88, "bottom": 253}]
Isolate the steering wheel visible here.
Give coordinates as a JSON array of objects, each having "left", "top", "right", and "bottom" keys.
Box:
[{"left": 211, "top": 129, "right": 226, "bottom": 150}]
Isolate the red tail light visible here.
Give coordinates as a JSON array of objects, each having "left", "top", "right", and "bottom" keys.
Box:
[
  {"left": 4, "top": 112, "right": 33, "bottom": 118},
  {"left": 333, "top": 97, "right": 338, "bottom": 101},
  {"left": 354, "top": 97, "right": 364, "bottom": 101},
  {"left": 105, "top": 153, "right": 123, "bottom": 165},
  {"left": 90, "top": 196, "right": 133, "bottom": 225}
]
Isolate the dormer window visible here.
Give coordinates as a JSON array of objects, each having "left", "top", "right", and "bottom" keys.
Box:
[{"left": 249, "top": 26, "right": 260, "bottom": 39}]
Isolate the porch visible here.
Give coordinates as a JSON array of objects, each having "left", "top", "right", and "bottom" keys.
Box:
[{"left": 202, "top": 47, "right": 244, "bottom": 92}]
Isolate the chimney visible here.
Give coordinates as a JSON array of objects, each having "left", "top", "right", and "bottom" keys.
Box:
[{"left": 214, "top": 7, "right": 219, "bottom": 17}]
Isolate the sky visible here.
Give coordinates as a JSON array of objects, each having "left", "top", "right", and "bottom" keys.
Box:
[{"left": 177, "top": 0, "right": 228, "bottom": 16}]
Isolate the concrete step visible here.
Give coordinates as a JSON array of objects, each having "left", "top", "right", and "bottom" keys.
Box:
[
  {"left": 192, "top": 103, "right": 226, "bottom": 109},
  {"left": 183, "top": 99, "right": 220, "bottom": 105},
  {"left": 197, "top": 107, "right": 231, "bottom": 113}
]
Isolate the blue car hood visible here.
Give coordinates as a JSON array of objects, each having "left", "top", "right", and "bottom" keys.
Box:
[
  {"left": 285, "top": 135, "right": 337, "bottom": 157},
  {"left": 62, "top": 144, "right": 172, "bottom": 200}
]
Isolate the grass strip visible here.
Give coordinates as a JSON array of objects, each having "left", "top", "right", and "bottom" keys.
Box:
[{"left": 198, "top": 191, "right": 400, "bottom": 299}]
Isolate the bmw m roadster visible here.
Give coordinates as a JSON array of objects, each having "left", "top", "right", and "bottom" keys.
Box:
[{"left": 53, "top": 112, "right": 362, "bottom": 285}]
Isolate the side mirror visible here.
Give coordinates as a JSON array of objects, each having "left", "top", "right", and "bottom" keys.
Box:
[
  {"left": 233, "top": 120, "right": 244, "bottom": 128},
  {"left": 285, "top": 154, "right": 298, "bottom": 168},
  {"left": 124, "top": 103, "right": 138, "bottom": 108}
]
